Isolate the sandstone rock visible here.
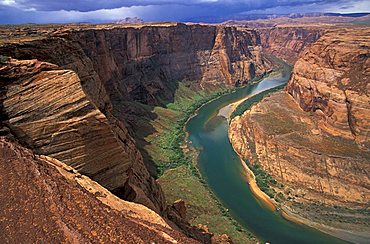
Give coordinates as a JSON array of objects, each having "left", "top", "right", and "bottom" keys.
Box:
[
  {"left": 0, "top": 23, "right": 271, "bottom": 106},
  {"left": 258, "top": 27, "right": 324, "bottom": 64},
  {"left": 0, "top": 24, "right": 272, "bottom": 216},
  {"left": 229, "top": 26, "right": 369, "bottom": 239},
  {"left": 172, "top": 199, "right": 187, "bottom": 219},
  {"left": 230, "top": 92, "right": 370, "bottom": 207},
  {"left": 229, "top": 27, "right": 370, "bottom": 237},
  {"left": 0, "top": 58, "right": 165, "bottom": 213},
  {"left": 0, "top": 137, "right": 197, "bottom": 243},
  {"left": 286, "top": 27, "right": 370, "bottom": 146}
]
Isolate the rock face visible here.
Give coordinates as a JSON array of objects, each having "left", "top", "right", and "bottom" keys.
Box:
[
  {"left": 0, "top": 137, "right": 196, "bottom": 243},
  {"left": 0, "top": 23, "right": 271, "bottom": 241},
  {"left": 229, "top": 27, "right": 370, "bottom": 237},
  {"left": 286, "top": 28, "right": 370, "bottom": 146},
  {"left": 0, "top": 58, "right": 165, "bottom": 213},
  {"left": 258, "top": 27, "right": 323, "bottom": 64},
  {"left": 230, "top": 92, "right": 369, "bottom": 207},
  {"left": 1, "top": 24, "right": 271, "bottom": 106}
]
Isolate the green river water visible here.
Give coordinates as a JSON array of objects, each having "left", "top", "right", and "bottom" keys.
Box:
[{"left": 185, "top": 68, "right": 347, "bottom": 244}]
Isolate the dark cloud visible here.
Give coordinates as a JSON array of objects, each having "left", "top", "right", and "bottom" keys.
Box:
[
  {"left": 0, "top": 0, "right": 368, "bottom": 24},
  {"left": 7, "top": 0, "right": 212, "bottom": 11},
  {"left": 7, "top": 0, "right": 367, "bottom": 12}
]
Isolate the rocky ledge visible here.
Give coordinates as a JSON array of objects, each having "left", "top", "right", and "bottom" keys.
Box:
[
  {"left": 0, "top": 23, "right": 272, "bottom": 213},
  {"left": 257, "top": 26, "right": 324, "bottom": 64},
  {"left": 0, "top": 137, "right": 196, "bottom": 243}
]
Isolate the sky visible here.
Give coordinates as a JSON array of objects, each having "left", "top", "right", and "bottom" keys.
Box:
[{"left": 0, "top": 0, "right": 369, "bottom": 24}]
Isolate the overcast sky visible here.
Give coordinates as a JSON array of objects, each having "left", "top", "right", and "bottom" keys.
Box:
[{"left": 0, "top": 0, "right": 369, "bottom": 24}]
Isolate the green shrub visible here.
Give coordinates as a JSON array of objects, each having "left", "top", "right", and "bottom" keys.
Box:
[{"left": 0, "top": 55, "right": 9, "bottom": 63}]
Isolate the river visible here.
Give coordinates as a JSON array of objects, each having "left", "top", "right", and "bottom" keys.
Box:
[{"left": 185, "top": 68, "right": 346, "bottom": 243}]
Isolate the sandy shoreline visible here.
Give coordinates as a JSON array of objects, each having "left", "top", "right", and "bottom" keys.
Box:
[
  {"left": 229, "top": 128, "right": 370, "bottom": 243},
  {"left": 182, "top": 76, "right": 368, "bottom": 243},
  {"left": 226, "top": 101, "right": 369, "bottom": 244}
]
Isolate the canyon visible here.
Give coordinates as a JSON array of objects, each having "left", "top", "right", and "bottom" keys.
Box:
[
  {"left": 1, "top": 21, "right": 368, "bottom": 243},
  {"left": 0, "top": 23, "right": 273, "bottom": 242},
  {"left": 229, "top": 27, "right": 369, "bottom": 242}
]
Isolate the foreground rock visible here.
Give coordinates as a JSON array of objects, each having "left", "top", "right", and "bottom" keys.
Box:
[
  {"left": 229, "top": 27, "right": 370, "bottom": 242},
  {"left": 0, "top": 23, "right": 271, "bottom": 212},
  {"left": 0, "top": 58, "right": 165, "bottom": 213},
  {"left": 0, "top": 137, "right": 196, "bottom": 243}
]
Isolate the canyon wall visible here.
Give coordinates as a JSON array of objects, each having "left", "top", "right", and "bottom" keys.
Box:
[
  {"left": 257, "top": 27, "right": 324, "bottom": 64},
  {"left": 0, "top": 23, "right": 271, "bottom": 236},
  {"left": 0, "top": 58, "right": 165, "bottom": 213},
  {"left": 229, "top": 27, "right": 369, "bottom": 236},
  {"left": 286, "top": 28, "right": 370, "bottom": 146},
  {"left": 1, "top": 24, "right": 271, "bottom": 106}
]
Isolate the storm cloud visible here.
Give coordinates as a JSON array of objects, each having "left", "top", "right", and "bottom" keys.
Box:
[{"left": 0, "top": 0, "right": 369, "bottom": 24}]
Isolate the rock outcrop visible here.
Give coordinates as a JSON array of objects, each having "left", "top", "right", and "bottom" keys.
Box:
[
  {"left": 0, "top": 137, "right": 196, "bottom": 243},
  {"left": 0, "top": 58, "right": 165, "bottom": 213},
  {"left": 286, "top": 27, "right": 370, "bottom": 146},
  {"left": 257, "top": 27, "right": 324, "bottom": 64},
  {"left": 229, "top": 27, "right": 370, "bottom": 238},
  {"left": 230, "top": 92, "right": 369, "bottom": 206}
]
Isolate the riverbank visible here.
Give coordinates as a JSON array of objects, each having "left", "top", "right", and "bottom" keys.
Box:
[
  {"left": 148, "top": 81, "right": 257, "bottom": 243},
  {"left": 227, "top": 91, "right": 369, "bottom": 243},
  {"left": 218, "top": 70, "right": 283, "bottom": 120},
  {"left": 231, "top": 134, "right": 363, "bottom": 243}
]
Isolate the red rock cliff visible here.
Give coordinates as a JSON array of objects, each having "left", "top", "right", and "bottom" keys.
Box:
[
  {"left": 257, "top": 27, "right": 324, "bottom": 64},
  {"left": 0, "top": 58, "right": 165, "bottom": 213},
  {"left": 286, "top": 27, "right": 370, "bottom": 146},
  {"left": 229, "top": 27, "right": 370, "bottom": 241},
  {"left": 0, "top": 23, "right": 271, "bottom": 220}
]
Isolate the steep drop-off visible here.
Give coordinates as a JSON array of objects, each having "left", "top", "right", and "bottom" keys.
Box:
[
  {"left": 229, "top": 27, "right": 370, "bottom": 240},
  {"left": 0, "top": 58, "right": 165, "bottom": 213},
  {"left": 0, "top": 23, "right": 272, "bottom": 242},
  {"left": 257, "top": 27, "right": 324, "bottom": 64}
]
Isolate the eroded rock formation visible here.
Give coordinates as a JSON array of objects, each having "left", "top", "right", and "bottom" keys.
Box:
[
  {"left": 229, "top": 27, "right": 370, "bottom": 238},
  {"left": 286, "top": 28, "right": 370, "bottom": 146},
  {"left": 0, "top": 58, "right": 165, "bottom": 213},
  {"left": 0, "top": 137, "right": 196, "bottom": 243},
  {"left": 258, "top": 27, "right": 324, "bottom": 64},
  {"left": 1, "top": 23, "right": 271, "bottom": 106}
]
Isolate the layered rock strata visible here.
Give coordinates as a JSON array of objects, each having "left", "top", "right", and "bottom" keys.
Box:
[
  {"left": 286, "top": 28, "right": 370, "bottom": 146},
  {"left": 257, "top": 27, "right": 324, "bottom": 64},
  {"left": 229, "top": 27, "right": 369, "bottom": 237},
  {"left": 0, "top": 23, "right": 271, "bottom": 241},
  {"left": 0, "top": 58, "right": 165, "bottom": 212},
  {"left": 1, "top": 24, "right": 271, "bottom": 106},
  {"left": 230, "top": 92, "right": 369, "bottom": 206},
  {"left": 0, "top": 137, "right": 196, "bottom": 243}
]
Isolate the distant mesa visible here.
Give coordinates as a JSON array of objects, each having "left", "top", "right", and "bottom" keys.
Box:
[{"left": 114, "top": 17, "right": 144, "bottom": 24}]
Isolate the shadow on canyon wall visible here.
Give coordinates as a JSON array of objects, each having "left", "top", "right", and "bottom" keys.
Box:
[{"left": 0, "top": 31, "right": 206, "bottom": 179}]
